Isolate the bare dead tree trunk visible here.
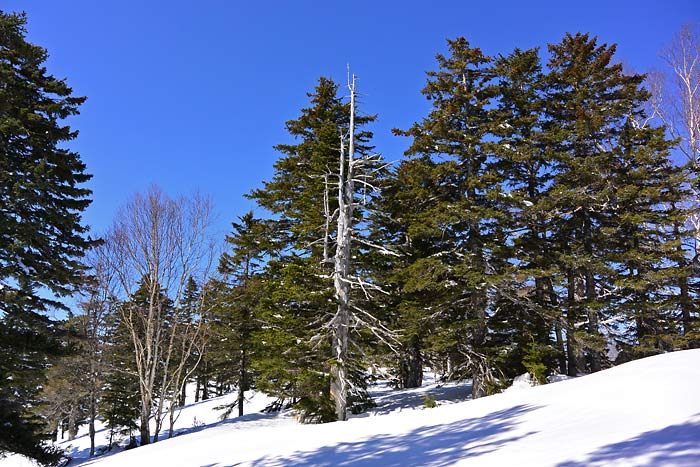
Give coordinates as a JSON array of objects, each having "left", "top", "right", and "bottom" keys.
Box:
[{"left": 330, "top": 74, "right": 357, "bottom": 422}]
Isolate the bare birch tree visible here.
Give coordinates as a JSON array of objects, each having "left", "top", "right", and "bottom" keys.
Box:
[
  {"left": 651, "top": 23, "right": 700, "bottom": 166},
  {"left": 650, "top": 23, "right": 700, "bottom": 238},
  {"left": 648, "top": 23, "right": 700, "bottom": 338},
  {"left": 104, "top": 185, "right": 216, "bottom": 445}
]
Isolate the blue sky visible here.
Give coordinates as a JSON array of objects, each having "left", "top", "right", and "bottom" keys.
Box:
[{"left": 5, "top": 0, "right": 699, "bottom": 239}]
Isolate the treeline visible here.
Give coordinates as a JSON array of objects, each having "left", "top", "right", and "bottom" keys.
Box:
[
  {"left": 57, "top": 30, "right": 699, "bottom": 445},
  {"left": 2, "top": 6, "right": 699, "bottom": 465}
]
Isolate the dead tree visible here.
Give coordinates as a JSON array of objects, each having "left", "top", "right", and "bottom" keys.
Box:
[{"left": 329, "top": 73, "right": 397, "bottom": 421}]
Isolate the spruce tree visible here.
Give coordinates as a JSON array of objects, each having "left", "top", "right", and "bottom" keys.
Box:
[
  {"left": 371, "top": 157, "right": 461, "bottom": 388},
  {"left": 544, "top": 33, "right": 684, "bottom": 373},
  {"left": 176, "top": 277, "right": 200, "bottom": 406},
  {"left": 211, "top": 212, "right": 267, "bottom": 418},
  {"left": 604, "top": 120, "right": 688, "bottom": 358},
  {"left": 99, "top": 303, "right": 140, "bottom": 450},
  {"left": 0, "top": 11, "right": 94, "bottom": 464},
  {"left": 486, "top": 48, "right": 563, "bottom": 381},
  {"left": 248, "top": 77, "right": 379, "bottom": 421},
  {"left": 394, "top": 38, "right": 504, "bottom": 397}
]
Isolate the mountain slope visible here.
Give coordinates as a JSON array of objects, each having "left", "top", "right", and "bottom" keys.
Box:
[{"left": 5, "top": 349, "right": 700, "bottom": 466}]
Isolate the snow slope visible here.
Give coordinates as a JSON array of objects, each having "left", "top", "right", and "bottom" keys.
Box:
[{"left": 5, "top": 349, "right": 700, "bottom": 466}]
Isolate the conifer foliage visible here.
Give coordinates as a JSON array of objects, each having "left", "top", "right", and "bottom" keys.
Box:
[
  {"left": 3, "top": 7, "right": 699, "bottom": 463},
  {"left": 245, "top": 76, "right": 388, "bottom": 421},
  {"left": 207, "top": 34, "right": 693, "bottom": 422},
  {"left": 0, "top": 11, "right": 94, "bottom": 465}
]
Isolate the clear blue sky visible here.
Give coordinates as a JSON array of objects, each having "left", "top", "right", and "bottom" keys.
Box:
[{"left": 5, "top": 0, "right": 699, "bottom": 239}]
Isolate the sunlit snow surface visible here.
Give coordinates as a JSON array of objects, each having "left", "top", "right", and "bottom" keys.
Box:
[{"left": 4, "top": 350, "right": 700, "bottom": 466}]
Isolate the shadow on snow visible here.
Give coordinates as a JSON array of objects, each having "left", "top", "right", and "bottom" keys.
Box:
[
  {"left": 556, "top": 415, "right": 700, "bottom": 467},
  {"left": 69, "top": 411, "right": 280, "bottom": 466},
  {"left": 361, "top": 380, "right": 473, "bottom": 417},
  {"left": 244, "top": 404, "right": 539, "bottom": 467}
]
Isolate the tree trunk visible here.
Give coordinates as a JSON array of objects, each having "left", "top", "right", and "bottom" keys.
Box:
[
  {"left": 238, "top": 347, "right": 247, "bottom": 417},
  {"left": 139, "top": 401, "right": 150, "bottom": 446},
  {"left": 472, "top": 372, "right": 486, "bottom": 399},
  {"left": 470, "top": 310, "right": 488, "bottom": 399},
  {"left": 89, "top": 390, "right": 96, "bottom": 456},
  {"left": 399, "top": 338, "right": 423, "bottom": 388},
  {"left": 544, "top": 277, "right": 567, "bottom": 375},
  {"left": 566, "top": 268, "right": 579, "bottom": 377},
  {"left": 555, "top": 322, "right": 567, "bottom": 375},
  {"left": 153, "top": 392, "right": 164, "bottom": 443},
  {"left": 180, "top": 379, "right": 187, "bottom": 407},
  {"left": 585, "top": 267, "right": 601, "bottom": 372},
  {"left": 202, "top": 364, "right": 209, "bottom": 400},
  {"left": 330, "top": 75, "right": 357, "bottom": 422},
  {"left": 68, "top": 406, "right": 78, "bottom": 441}
]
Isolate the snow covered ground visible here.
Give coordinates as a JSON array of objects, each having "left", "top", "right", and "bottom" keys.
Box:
[{"left": 4, "top": 349, "right": 700, "bottom": 466}]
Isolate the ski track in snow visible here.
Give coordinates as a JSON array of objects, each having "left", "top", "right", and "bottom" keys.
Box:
[{"left": 3, "top": 349, "right": 700, "bottom": 466}]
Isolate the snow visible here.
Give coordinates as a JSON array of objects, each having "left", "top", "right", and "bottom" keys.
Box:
[
  {"left": 3, "top": 350, "right": 700, "bottom": 466},
  {"left": 502, "top": 372, "right": 537, "bottom": 393}
]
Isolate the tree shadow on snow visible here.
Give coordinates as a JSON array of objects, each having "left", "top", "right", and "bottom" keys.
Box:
[
  {"left": 242, "top": 404, "right": 539, "bottom": 467},
  {"left": 556, "top": 415, "right": 700, "bottom": 467},
  {"left": 168, "top": 411, "right": 277, "bottom": 438},
  {"left": 361, "top": 381, "right": 472, "bottom": 417}
]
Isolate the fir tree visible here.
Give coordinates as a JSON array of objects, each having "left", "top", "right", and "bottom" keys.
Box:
[
  {"left": 486, "top": 48, "right": 563, "bottom": 380},
  {"left": 544, "top": 33, "right": 684, "bottom": 373},
  {"left": 248, "top": 77, "right": 379, "bottom": 421},
  {"left": 604, "top": 119, "right": 688, "bottom": 358},
  {"left": 0, "top": 10, "right": 94, "bottom": 464},
  {"left": 371, "top": 157, "right": 461, "bottom": 388},
  {"left": 394, "top": 38, "right": 504, "bottom": 397},
  {"left": 178, "top": 276, "right": 201, "bottom": 405},
  {"left": 211, "top": 212, "right": 268, "bottom": 418},
  {"left": 99, "top": 304, "right": 140, "bottom": 450}
]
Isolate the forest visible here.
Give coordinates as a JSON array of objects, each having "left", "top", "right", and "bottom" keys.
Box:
[{"left": 1, "top": 8, "right": 699, "bottom": 466}]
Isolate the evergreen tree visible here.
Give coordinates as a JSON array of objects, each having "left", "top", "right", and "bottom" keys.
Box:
[
  {"left": 371, "top": 157, "right": 460, "bottom": 388},
  {"left": 0, "top": 11, "right": 94, "bottom": 464},
  {"left": 486, "top": 48, "right": 563, "bottom": 381},
  {"left": 178, "top": 277, "right": 201, "bottom": 405},
  {"left": 394, "top": 38, "right": 504, "bottom": 397},
  {"left": 543, "top": 33, "right": 684, "bottom": 373},
  {"left": 211, "top": 212, "right": 267, "bottom": 417},
  {"left": 99, "top": 303, "right": 140, "bottom": 450},
  {"left": 39, "top": 314, "right": 99, "bottom": 444},
  {"left": 248, "top": 77, "right": 378, "bottom": 421},
  {"left": 604, "top": 119, "right": 688, "bottom": 358}
]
